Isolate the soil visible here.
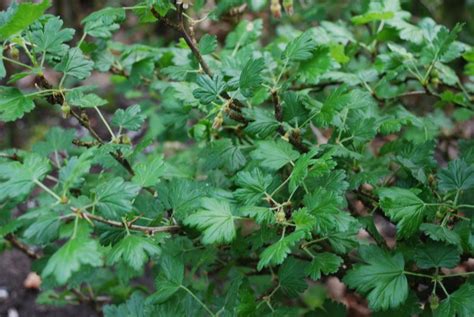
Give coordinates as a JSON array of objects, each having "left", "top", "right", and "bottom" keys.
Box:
[{"left": 0, "top": 249, "right": 98, "bottom": 317}]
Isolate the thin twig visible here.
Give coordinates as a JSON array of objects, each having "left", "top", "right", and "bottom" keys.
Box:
[
  {"left": 74, "top": 210, "right": 180, "bottom": 234},
  {"left": 4, "top": 234, "right": 41, "bottom": 259}
]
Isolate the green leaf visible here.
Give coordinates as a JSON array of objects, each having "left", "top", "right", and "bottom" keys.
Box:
[
  {"left": 93, "top": 177, "right": 140, "bottom": 219},
  {"left": 0, "top": 0, "right": 51, "bottom": 40},
  {"left": 298, "top": 47, "right": 332, "bottom": 83},
  {"left": 257, "top": 230, "right": 305, "bottom": 270},
  {"left": 149, "top": 254, "right": 184, "bottom": 303},
  {"left": 132, "top": 155, "right": 165, "bottom": 187},
  {"left": 434, "top": 283, "right": 474, "bottom": 317},
  {"left": 82, "top": 7, "right": 125, "bottom": 38},
  {"left": 31, "top": 16, "right": 75, "bottom": 54},
  {"left": 420, "top": 223, "right": 461, "bottom": 246},
  {"left": 193, "top": 74, "right": 225, "bottom": 104},
  {"left": 343, "top": 245, "right": 408, "bottom": 311},
  {"left": 55, "top": 47, "right": 94, "bottom": 80},
  {"left": 203, "top": 139, "right": 247, "bottom": 172},
  {"left": 32, "top": 127, "right": 75, "bottom": 155},
  {"left": 289, "top": 150, "right": 317, "bottom": 193},
  {"left": 108, "top": 235, "right": 161, "bottom": 271},
  {"left": 305, "top": 252, "right": 343, "bottom": 280},
  {"left": 0, "top": 153, "right": 50, "bottom": 201},
  {"left": 147, "top": 0, "right": 174, "bottom": 17},
  {"left": 438, "top": 159, "right": 474, "bottom": 192},
  {"left": 0, "top": 86, "right": 35, "bottom": 122},
  {"left": 239, "top": 58, "right": 265, "bottom": 97},
  {"left": 304, "top": 188, "right": 353, "bottom": 233},
  {"left": 414, "top": 242, "right": 460, "bottom": 269},
  {"left": 421, "top": 24, "right": 463, "bottom": 64},
  {"left": 42, "top": 236, "right": 103, "bottom": 285},
  {"left": 23, "top": 214, "right": 60, "bottom": 244},
  {"left": 112, "top": 105, "right": 146, "bottom": 131},
  {"left": 292, "top": 208, "right": 317, "bottom": 232},
  {"left": 244, "top": 108, "right": 279, "bottom": 137},
  {"left": 59, "top": 148, "right": 95, "bottom": 192},
  {"left": 156, "top": 179, "right": 204, "bottom": 220},
  {"left": 251, "top": 140, "right": 299, "bottom": 170},
  {"left": 378, "top": 187, "right": 428, "bottom": 239},
  {"left": 184, "top": 198, "right": 236, "bottom": 244},
  {"left": 239, "top": 206, "right": 274, "bottom": 225},
  {"left": 282, "top": 30, "right": 316, "bottom": 62},
  {"left": 351, "top": 11, "right": 394, "bottom": 25},
  {"left": 198, "top": 34, "right": 217, "bottom": 55},
  {"left": 234, "top": 168, "right": 272, "bottom": 205},
  {"left": 68, "top": 92, "right": 107, "bottom": 108},
  {"left": 104, "top": 292, "right": 148, "bottom": 317},
  {"left": 0, "top": 47, "right": 6, "bottom": 79}
]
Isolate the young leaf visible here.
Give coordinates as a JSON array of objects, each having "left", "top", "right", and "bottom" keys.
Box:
[
  {"left": 282, "top": 30, "right": 316, "bottom": 62},
  {"left": 31, "top": 16, "right": 75, "bottom": 54},
  {"left": 0, "top": 86, "right": 35, "bottom": 122},
  {"left": 55, "top": 47, "right": 94, "bottom": 80},
  {"left": 108, "top": 235, "right": 161, "bottom": 271},
  {"left": 251, "top": 140, "right": 299, "bottom": 170},
  {"left": 257, "top": 230, "right": 305, "bottom": 270},
  {"left": 378, "top": 187, "right": 429, "bottom": 239},
  {"left": 112, "top": 105, "right": 146, "bottom": 131},
  {"left": 82, "top": 7, "right": 126, "bottom": 38},
  {"left": 42, "top": 236, "right": 103, "bottom": 285},
  {"left": 193, "top": 75, "right": 225, "bottom": 104},
  {"left": 343, "top": 246, "right": 408, "bottom": 311},
  {"left": 289, "top": 150, "right": 317, "bottom": 193},
  {"left": 68, "top": 93, "right": 107, "bottom": 108},
  {"left": 198, "top": 34, "right": 217, "bottom": 55},
  {"left": 239, "top": 58, "right": 265, "bottom": 97},
  {"left": 184, "top": 198, "right": 236, "bottom": 244}
]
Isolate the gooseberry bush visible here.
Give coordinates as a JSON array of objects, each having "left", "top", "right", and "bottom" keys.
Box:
[{"left": 1, "top": 0, "right": 474, "bottom": 315}]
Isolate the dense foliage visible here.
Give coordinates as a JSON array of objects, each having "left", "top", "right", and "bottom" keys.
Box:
[{"left": 1, "top": 0, "right": 474, "bottom": 315}]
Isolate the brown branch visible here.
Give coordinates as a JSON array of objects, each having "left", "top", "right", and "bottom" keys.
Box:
[
  {"left": 4, "top": 234, "right": 41, "bottom": 259},
  {"left": 77, "top": 211, "right": 180, "bottom": 234},
  {"left": 271, "top": 89, "right": 309, "bottom": 153},
  {"left": 34, "top": 76, "right": 151, "bottom": 189},
  {"left": 152, "top": 7, "right": 211, "bottom": 77},
  {"left": 151, "top": 5, "right": 246, "bottom": 116},
  {"left": 70, "top": 109, "right": 104, "bottom": 143}
]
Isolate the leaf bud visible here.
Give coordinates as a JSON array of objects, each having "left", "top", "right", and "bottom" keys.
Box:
[
  {"left": 61, "top": 102, "right": 71, "bottom": 119},
  {"left": 212, "top": 112, "right": 224, "bottom": 130},
  {"left": 271, "top": 0, "right": 282, "bottom": 19},
  {"left": 276, "top": 210, "right": 286, "bottom": 223},
  {"left": 283, "top": 0, "right": 294, "bottom": 15}
]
